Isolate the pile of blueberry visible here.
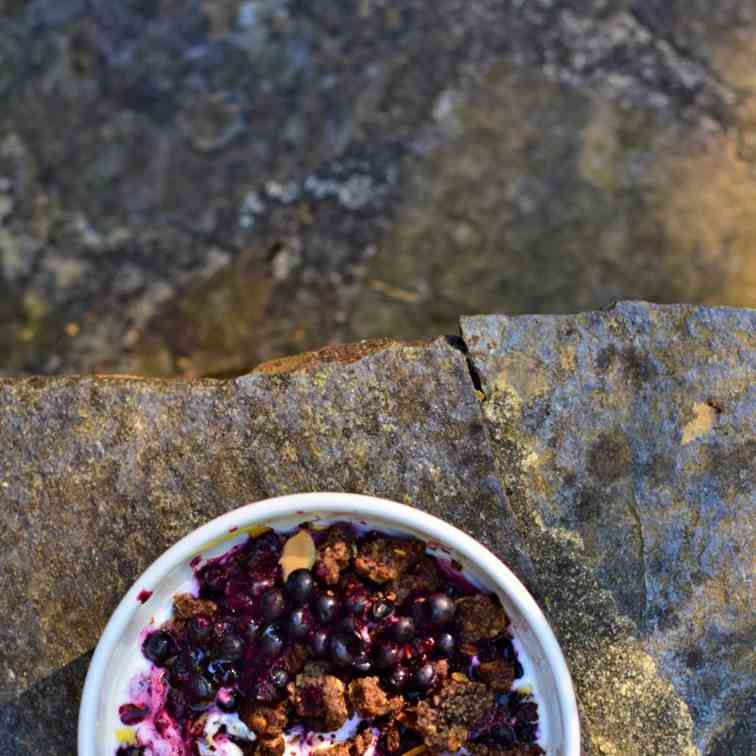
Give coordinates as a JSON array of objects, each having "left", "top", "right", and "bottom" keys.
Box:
[{"left": 116, "top": 527, "right": 540, "bottom": 755}]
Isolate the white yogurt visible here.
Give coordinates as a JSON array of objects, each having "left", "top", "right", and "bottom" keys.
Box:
[{"left": 511, "top": 636, "right": 549, "bottom": 749}]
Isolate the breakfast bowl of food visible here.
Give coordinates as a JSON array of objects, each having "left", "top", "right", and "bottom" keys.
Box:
[{"left": 78, "top": 492, "right": 580, "bottom": 756}]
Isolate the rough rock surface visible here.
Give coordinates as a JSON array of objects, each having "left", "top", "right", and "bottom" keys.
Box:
[
  {"left": 0, "top": 302, "right": 754, "bottom": 755},
  {"left": 462, "top": 301, "right": 755, "bottom": 756},
  {"left": 0, "top": 1, "right": 755, "bottom": 378},
  {"left": 0, "top": 336, "right": 527, "bottom": 753}
]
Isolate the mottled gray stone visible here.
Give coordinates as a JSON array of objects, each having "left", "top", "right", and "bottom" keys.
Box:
[
  {"left": 0, "top": 337, "right": 527, "bottom": 736},
  {"left": 2, "top": 302, "right": 753, "bottom": 754},
  {"left": 1, "top": 1, "right": 755, "bottom": 378},
  {"left": 461, "top": 301, "right": 755, "bottom": 756}
]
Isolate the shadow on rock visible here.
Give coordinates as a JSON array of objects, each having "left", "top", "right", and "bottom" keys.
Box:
[{"left": 0, "top": 651, "right": 91, "bottom": 755}]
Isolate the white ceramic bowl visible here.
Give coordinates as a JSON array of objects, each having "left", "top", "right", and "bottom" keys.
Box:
[{"left": 79, "top": 492, "right": 580, "bottom": 756}]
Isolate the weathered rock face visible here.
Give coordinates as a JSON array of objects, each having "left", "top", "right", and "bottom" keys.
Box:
[
  {"left": 0, "top": 303, "right": 754, "bottom": 755},
  {"left": 1, "top": 1, "right": 755, "bottom": 378},
  {"left": 462, "top": 302, "right": 755, "bottom": 756},
  {"left": 0, "top": 336, "right": 528, "bottom": 749}
]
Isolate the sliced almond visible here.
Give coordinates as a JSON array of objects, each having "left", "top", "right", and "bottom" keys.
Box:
[{"left": 280, "top": 528, "right": 317, "bottom": 580}]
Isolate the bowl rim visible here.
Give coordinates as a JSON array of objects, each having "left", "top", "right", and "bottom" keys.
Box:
[{"left": 78, "top": 491, "right": 580, "bottom": 755}]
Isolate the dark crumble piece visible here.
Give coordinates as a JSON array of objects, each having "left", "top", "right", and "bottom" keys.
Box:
[
  {"left": 325, "top": 730, "right": 377, "bottom": 756},
  {"left": 285, "top": 642, "right": 309, "bottom": 675},
  {"left": 432, "top": 658, "right": 450, "bottom": 682},
  {"left": 288, "top": 672, "right": 349, "bottom": 731},
  {"left": 354, "top": 536, "right": 425, "bottom": 583},
  {"left": 477, "top": 659, "right": 516, "bottom": 691},
  {"left": 172, "top": 592, "right": 217, "bottom": 619},
  {"left": 115, "top": 522, "right": 543, "bottom": 756},
  {"left": 348, "top": 676, "right": 403, "bottom": 718},
  {"left": 456, "top": 594, "right": 509, "bottom": 642},
  {"left": 314, "top": 524, "right": 355, "bottom": 585},
  {"left": 241, "top": 699, "right": 288, "bottom": 737},
  {"left": 380, "top": 722, "right": 402, "bottom": 753},
  {"left": 257, "top": 734, "right": 286, "bottom": 756},
  {"left": 391, "top": 556, "right": 442, "bottom": 603},
  {"left": 416, "top": 675, "right": 495, "bottom": 752},
  {"left": 350, "top": 730, "right": 377, "bottom": 755}
]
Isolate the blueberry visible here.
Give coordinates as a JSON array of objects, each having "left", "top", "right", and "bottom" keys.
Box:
[
  {"left": 436, "top": 632, "right": 455, "bottom": 657},
  {"left": 507, "top": 691, "right": 524, "bottom": 713},
  {"left": 217, "top": 687, "right": 241, "bottom": 712},
  {"left": 329, "top": 632, "right": 363, "bottom": 666},
  {"left": 285, "top": 569, "right": 314, "bottom": 605},
  {"left": 515, "top": 721, "right": 537, "bottom": 743},
  {"left": 427, "top": 593, "right": 456, "bottom": 626},
  {"left": 221, "top": 633, "right": 245, "bottom": 661},
  {"left": 188, "top": 616, "right": 213, "bottom": 645},
  {"left": 371, "top": 600, "right": 394, "bottom": 620},
  {"left": 495, "top": 692, "right": 511, "bottom": 707},
  {"left": 514, "top": 660, "right": 524, "bottom": 679},
  {"left": 259, "top": 589, "right": 286, "bottom": 623},
  {"left": 167, "top": 653, "right": 193, "bottom": 686},
  {"left": 496, "top": 636, "right": 515, "bottom": 661},
  {"left": 374, "top": 641, "right": 400, "bottom": 669},
  {"left": 491, "top": 725, "right": 515, "bottom": 747},
  {"left": 117, "top": 748, "right": 145, "bottom": 756},
  {"left": 309, "top": 629, "right": 329, "bottom": 657},
  {"left": 142, "top": 631, "right": 176, "bottom": 666},
  {"left": 260, "top": 624, "right": 285, "bottom": 656},
  {"left": 517, "top": 701, "right": 538, "bottom": 722},
  {"left": 203, "top": 566, "right": 227, "bottom": 593},
  {"left": 118, "top": 703, "right": 150, "bottom": 725},
  {"left": 392, "top": 617, "right": 415, "bottom": 643},
  {"left": 270, "top": 668, "right": 289, "bottom": 688},
  {"left": 346, "top": 593, "right": 369, "bottom": 616},
  {"left": 389, "top": 666, "right": 410, "bottom": 690},
  {"left": 187, "top": 673, "right": 214, "bottom": 702},
  {"left": 190, "top": 647, "right": 207, "bottom": 670},
  {"left": 314, "top": 594, "right": 339, "bottom": 623},
  {"left": 412, "top": 663, "right": 436, "bottom": 691},
  {"left": 287, "top": 607, "right": 313, "bottom": 640}
]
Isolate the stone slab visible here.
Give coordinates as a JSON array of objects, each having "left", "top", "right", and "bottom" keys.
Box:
[
  {"left": 461, "top": 301, "right": 755, "bottom": 755},
  {"left": 0, "top": 336, "right": 526, "bottom": 752}
]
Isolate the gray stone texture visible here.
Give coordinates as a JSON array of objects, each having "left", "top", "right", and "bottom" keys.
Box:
[
  {"left": 1, "top": 303, "right": 754, "bottom": 755},
  {"left": 0, "top": 1, "right": 754, "bottom": 378},
  {"left": 461, "top": 302, "right": 755, "bottom": 756}
]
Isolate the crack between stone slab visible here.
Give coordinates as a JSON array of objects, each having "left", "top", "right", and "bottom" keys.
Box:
[{"left": 445, "top": 334, "right": 485, "bottom": 396}]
